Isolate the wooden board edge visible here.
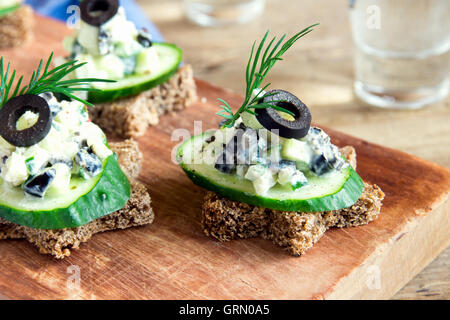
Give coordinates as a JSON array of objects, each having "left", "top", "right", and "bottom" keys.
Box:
[{"left": 325, "top": 198, "right": 449, "bottom": 299}]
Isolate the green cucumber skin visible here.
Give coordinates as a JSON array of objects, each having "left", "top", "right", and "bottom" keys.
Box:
[
  {"left": 0, "top": 4, "right": 20, "bottom": 17},
  {"left": 177, "top": 133, "right": 365, "bottom": 212},
  {"left": 0, "top": 155, "right": 131, "bottom": 230},
  {"left": 87, "top": 43, "right": 182, "bottom": 103},
  {"left": 182, "top": 165, "right": 363, "bottom": 212}
]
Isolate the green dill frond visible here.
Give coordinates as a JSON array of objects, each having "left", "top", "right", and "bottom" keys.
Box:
[
  {"left": 216, "top": 24, "right": 319, "bottom": 128},
  {"left": 0, "top": 52, "right": 115, "bottom": 108}
]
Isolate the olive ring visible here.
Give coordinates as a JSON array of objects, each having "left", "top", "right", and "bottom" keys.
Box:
[
  {"left": 256, "top": 89, "right": 311, "bottom": 139},
  {"left": 80, "top": 0, "right": 119, "bottom": 26},
  {"left": 0, "top": 94, "right": 52, "bottom": 148}
]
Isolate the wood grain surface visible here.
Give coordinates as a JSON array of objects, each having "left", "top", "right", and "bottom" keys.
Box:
[
  {"left": 137, "top": 0, "right": 450, "bottom": 300},
  {"left": 0, "top": 12, "right": 448, "bottom": 299}
]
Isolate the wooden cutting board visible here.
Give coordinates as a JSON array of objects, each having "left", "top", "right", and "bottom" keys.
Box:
[{"left": 0, "top": 15, "right": 449, "bottom": 300}]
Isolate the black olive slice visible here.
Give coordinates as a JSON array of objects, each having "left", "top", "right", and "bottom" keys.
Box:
[
  {"left": 311, "top": 154, "right": 332, "bottom": 175},
  {"left": 137, "top": 29, "right": 153, "bottom": 48},
  {"left": 0, "top": 94, "right": 52, "bottom": 148},
  {"left": 75, "top": 148, "right": 103, "bottom": 178},
  {"left": 24, "top": 169, "right": 56, "bottom": 198},
  {"left": 214, "top": 128, "right": 261, "bottom": 174},
  {"left": 80, "top": 0, "right": 119, "bottom": 27},
  {"left": 255, "top": 89, "right": 311, "bottom": 139}
]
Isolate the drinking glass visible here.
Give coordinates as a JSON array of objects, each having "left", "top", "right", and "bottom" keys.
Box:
[
  {"left": 349, "top": 0, "right": 450, "bottom": 109},
  {"left": 183, "top": 0, "right": 266, "bottom": 27}
]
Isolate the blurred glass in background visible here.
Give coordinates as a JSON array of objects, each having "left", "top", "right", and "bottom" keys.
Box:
[
  {"left": 349, "top": 0, "right": 450, "bottom": 109},
  {"left": 184, "top": 0, "right": 265, "bottom": 26}
]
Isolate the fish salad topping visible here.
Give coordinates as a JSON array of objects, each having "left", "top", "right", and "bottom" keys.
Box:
[
  {"left": 62, "top": 5, "right": 159, "bottom": 83},
  {"left": 203, "top": 116, "right": 348, "bottom": 196},
  {"left": 0, "top": 93, "right": 112, "bottom": 198}
]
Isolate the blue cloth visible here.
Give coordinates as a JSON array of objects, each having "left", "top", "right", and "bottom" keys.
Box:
[{"left": 24, "top": 0, "right": 164, "bottom": 41}]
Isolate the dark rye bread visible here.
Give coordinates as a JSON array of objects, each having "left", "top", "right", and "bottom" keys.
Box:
[
  {"left": 89, "top": 65, "right": 197, "bottom": 139},
  {"left": 0, "top": 5, "right": 34, "bottom": 48},
  {"left": 0, "top": 140, "right": 154, "bottom": 259},
  {"left": 202, "top": 146, "right": 385, "bottom": 256},
  {"left": 110, "top": 138, "right": 143, "bottom": 179}
]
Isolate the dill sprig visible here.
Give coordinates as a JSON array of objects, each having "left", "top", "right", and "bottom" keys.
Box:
[
  {"left": 217, "top": 24, "right": 319, "bottom": 128},
  {"left": 0, "top": 52, "right": 114, "bottom": 108}
]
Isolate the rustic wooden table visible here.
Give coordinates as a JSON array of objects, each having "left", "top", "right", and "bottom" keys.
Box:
[{"left": 136, "top": 0, "right": 449, "bottom": 299}]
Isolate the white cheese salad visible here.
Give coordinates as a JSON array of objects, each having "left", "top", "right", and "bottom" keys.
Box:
[
  {"left": 61, "top": 6, "right": 160, "bottom": 82},
  {"left": 201, "top": 118, "right": 348, "bottom": 197},
  {"left": 0, "top": 93, "right": 112, "bottom": 198}
]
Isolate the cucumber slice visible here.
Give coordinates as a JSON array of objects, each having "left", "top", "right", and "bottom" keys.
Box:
[
  {"left": 0, "top": 4, "right": 20, "bottom": 17},
  {"left": 88, "top": 43, "right": 182, "bottom": 103},
  {"left": 0, "top": 155, "right": 130, "bottom": 229},
  {"left": 177, "top": 132, "right": 364, "bottom": 212},
  {"left": 281, "top": 138, "right": 313, "bottom": 164}
]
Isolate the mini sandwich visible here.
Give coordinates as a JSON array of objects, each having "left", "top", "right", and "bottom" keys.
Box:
[
  {"left": 177, "top": 26, "right": 385, "bottom": 256},
  {"left": 0, "top": 0, "right": 33, "bottom": 48},
  {"left": 0, "top": 54, "right": 153, "bottom": 258},
  {"left": 58, "top": 0, "right": 197, "bottom": 138}
]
